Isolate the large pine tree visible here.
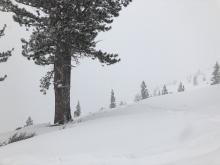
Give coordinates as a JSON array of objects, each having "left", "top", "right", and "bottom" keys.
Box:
[
  {"left": 0, "top": 24, "right": 13, "bottom": 81},
  {"left": 211, "top": 62, "right": 220, "bottom": 85},
  {"left": 1, "top": 0, "right": 132, "bottom": 124}
]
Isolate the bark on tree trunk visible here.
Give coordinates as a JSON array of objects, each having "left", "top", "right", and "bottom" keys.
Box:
[{"left": 54, "top": 47, "right": 72, "bottom": 124}]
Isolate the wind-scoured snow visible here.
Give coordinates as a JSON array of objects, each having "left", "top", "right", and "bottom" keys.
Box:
[{"left": 0, "top": 85, "right": 220, "bottom": 165}]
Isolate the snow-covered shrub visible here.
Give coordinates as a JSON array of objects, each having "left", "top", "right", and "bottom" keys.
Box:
[{"left": 8, "top": 132, "right": 35, "bottom": 144}]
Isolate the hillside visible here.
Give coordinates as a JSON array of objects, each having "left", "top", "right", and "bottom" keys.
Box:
[{"left": 0, "top": 85, "right": 220, "bottom": 165}]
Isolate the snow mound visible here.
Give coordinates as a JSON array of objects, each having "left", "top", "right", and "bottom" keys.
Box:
[{"left": 0, "top": 85, "right": 220, "bottom": 165}]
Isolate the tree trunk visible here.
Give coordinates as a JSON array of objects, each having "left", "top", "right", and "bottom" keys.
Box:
[{"left": 54, "top": 47, "right": 72, "bottom": 124}]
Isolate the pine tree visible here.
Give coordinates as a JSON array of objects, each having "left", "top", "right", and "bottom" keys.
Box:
[
  {"left": 211, "top": 62, "right": 220, "bottom": 85},
  {"left": 1, "top": 0, "right": 132, "bottom": 124},
  {"left": 74, "top": 101, "right": 81, "bottom": 118},
  {"left": 141, "top": 81, "right": 149, "bottom": 99},
  {"left": 25, "top": 116, "right": 33, "bottom": 126},
  {"left": 110, "top": 89, "right": 116, "bottom": 109},
  {"left": 178, "top": 82, "right": 185, "bottom": 92},
  {"left": 162, "top": 85, "right": 168, "bottom": 95},
  {"left": 0, "top": 24, "right": 13, "bottom": 81}
]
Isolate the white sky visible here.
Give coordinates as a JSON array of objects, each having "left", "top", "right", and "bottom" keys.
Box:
[{"left": 0, "top": 0, "right": 220, "bottom": 132}]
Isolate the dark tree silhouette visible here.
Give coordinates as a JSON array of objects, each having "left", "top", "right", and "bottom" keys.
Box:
[
  {"left": 141, "top": 81, "right": 149, "bottom": 99},
  {"left": 1, "top": 0, "right": 132, "bottom": 124},
  {"left": 74, "top": 101, "right": 81, "bottom": 118},
  {"left": 25, "top": 116, "right": 33, "bottom": 126},
  {"left": 211, "top": 62, "right": 220, "bottom": 85},
  {"left": 110, "top": 89, "right": 116, "bottom": 109},
  {"left": 162, "top": 85, "right": 168, "bottom": 95}
]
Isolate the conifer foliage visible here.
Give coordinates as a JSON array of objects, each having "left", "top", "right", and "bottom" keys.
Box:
[
  {"left": 0, "top": 24, "right": 13, "bottom": 81},
  {"left": 110, "top": 89, "right": 116, "bottom": 109},
  {"left": 74, "top": 101, "right": 81, "bottom": 118},
  {"left": 1, "top": 0, "right": 132, "bottom": 124},
  {"left": 211, "top": 62, "right": 220, "bottom": 85},
  {"left": 162, "top": 85, "right": 168, "bottom": 95},
  {"left": 141, "top": 81, "right": 149, "bottom": 99}
]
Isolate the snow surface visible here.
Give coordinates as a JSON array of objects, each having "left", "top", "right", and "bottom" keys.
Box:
[{"left": 0, "top": 85, "right": 220, "bottom": 165}]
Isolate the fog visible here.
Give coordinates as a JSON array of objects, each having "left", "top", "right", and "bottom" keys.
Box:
[{"left": 0, "top": 0, "right": 220, "bottom": 132}]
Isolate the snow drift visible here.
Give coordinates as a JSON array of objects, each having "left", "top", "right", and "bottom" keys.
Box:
[{"left": 0, "top": 85, "right": 220, "bottom": 165}]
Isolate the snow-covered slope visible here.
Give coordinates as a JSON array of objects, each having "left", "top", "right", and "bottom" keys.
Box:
[{"left": 0, "top": 85, "right": 220, "bottom": 165}]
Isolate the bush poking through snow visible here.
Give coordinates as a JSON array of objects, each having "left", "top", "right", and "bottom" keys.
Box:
[{"left": 8, "top": 132, "right": 35, "bottom": 144}]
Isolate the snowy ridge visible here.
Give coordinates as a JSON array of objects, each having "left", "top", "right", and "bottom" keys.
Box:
[{"left": 0, "top": 85, "right": 220, "bottom": 165}]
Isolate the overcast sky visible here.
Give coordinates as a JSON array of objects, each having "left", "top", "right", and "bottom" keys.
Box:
[{"left": 0, "top": 0, "right": 220, "bottom": 133}]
